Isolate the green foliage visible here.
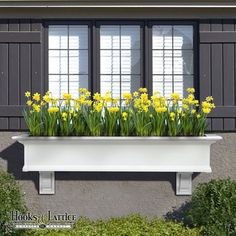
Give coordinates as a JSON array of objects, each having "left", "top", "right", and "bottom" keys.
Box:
[
  {"left": 22, "top": 214, "right": 200, "bottom": 236},
  {"left": 186, "top": 178, "right": 236, "bottom": 236},
  {"left": 0, "top": 170, "right": 26, "bottom": 236}
]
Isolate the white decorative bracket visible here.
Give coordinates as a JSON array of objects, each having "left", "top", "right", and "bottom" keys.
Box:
[
  {"left": 39, "top": 172, "right": 55, "bottom": 194},
  {"left": 176, "top": 172, "right": 193, "bottom": 195}
]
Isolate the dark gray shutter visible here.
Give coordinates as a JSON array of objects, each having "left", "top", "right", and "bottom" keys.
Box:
[
  {"left": 0, "top": 19, "right": 44, "bottom": 130},
  {"left": 200, "top": 20, "right": 236, "bottom": 131}
]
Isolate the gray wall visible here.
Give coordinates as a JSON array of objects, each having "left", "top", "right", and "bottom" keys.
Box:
[{"left": 0, "top": 132, "right": 235, "bottom": 219}]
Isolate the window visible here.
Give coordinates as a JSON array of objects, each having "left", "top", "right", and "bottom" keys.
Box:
[
  {"left": 48, "top": 25, "right": 89, "bottom": 98},
  {"left": 100, "top": 25, "right": 141, "bottom": 98},
  {"left": 152, "top": 25, "right": 194, "bottom": 97},
  {"left": 47, "top": 22, "right": 195, "bottom": 98}
]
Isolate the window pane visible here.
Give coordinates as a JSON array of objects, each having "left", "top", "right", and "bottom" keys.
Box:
[
  {"left": 121, "top": 50, "right": 140, "bottom": 75},
  {"left": 153, "top": 26, "right": 172, "bottom": 50},
  {"left": 152, "top": 25, "right": 194, "bottom": 97},
  {"left": 49, "top": 75, "right": 68, "bottom": 98},
  {"left": 69, "top": 50, "right": 88, "bottom": 74},
  {"left": 121, "top": 75, "right": 141, "bottom": 94},
  {"left": 121, "top": 26, "right": 140, "bottom": 49},
  {"left": 100, "top": 26, "right": 120, "bottom": 49},
  {"left": 174, "top": 50, "right": 193, "bottom": 75},
  {"left": 69, "top": 26, "right": 88, "bottom": 49},
  {"left": 49, "top": 26, "right": 68, "bottom": 49},
  {"left": 100, "top": 50, "right": 120, "bottom": 74},
  {"left": 49, "top": 50, "right": 68, "bottom": 74},
  {"left": 173, "top": 26, "right": 193, "bottom": 49},
  {"left": 48, "top": 25, "right": 89, "bottom": 97},
  {"left": 69, "top": 75, "right": 88, "bottom": 97},
  {"left": 101, "top": 75, "right": 120, "bottom": 98},
  {"left": 153, "top": 75, "right": 164, "bottom": 96},
  {"left": 100, "top": 25, "right": 141, "bottom": 98},
  {"left": 153, "top": 51, "right": 172, "bottom": 75}
]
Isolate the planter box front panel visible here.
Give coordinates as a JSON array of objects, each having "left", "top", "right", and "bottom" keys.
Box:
[{"left": 16, "top": 136, "right": 220, "bottom": 173}]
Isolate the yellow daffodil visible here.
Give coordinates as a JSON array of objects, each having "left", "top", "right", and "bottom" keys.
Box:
[
  {"left": 155, "top": 107, "right": 167, "bottom": 113},
  {"left": 170, "top": 112, "right": 175, "bottom": 121},
  {"left": 202, "top": 108, "right": 211, "bottom": 114},
  {"left": 93, "top": 102, "right": 103, "bottom": 112},
  {"left": 191, "top": 109, "right": 196, "bottom": 114},
  {"left": 52, "top": 98, "right": 59, "bottom": 106},
  {"left": 112, "top": 98, "right": 119, "bottom": 105},
  {"left": 142, "top": 105, "right": 149, "bottom": 113},
  {"left": 141, "top": 93, "right": 148, "bottom": 101},
  {"left": 123, "top": 93, "right": 132, "bottom": 100},
  {"left": 197, "top": 114, "right": 201, "bottom": 119},
  {"left": 25, "top": 91, "right": 31, "bottom": 98},
  {"left": 93, "top": 92, "right": 101, "bottom": 101},
  {"left": 103, "top": 92, "right": 112, "bottom": 103},
  {"left": 32, "top": 104, "right": 40, "bottom": 112},
  {"left": 133, "top": 91, "right": 139, "bottom": 97},
  {"left": 171, "top": 93, "right": 180, "bottom": 101},
  {"left": 26, "top": 100, "right": 33, "bottom": 106},
  {"left": 86, "top": 100, "right": 93, "bottom": 106},
  {"left": 138, "top": 88, "right": 147, "bottom": 93},
  {"left": 122, "top": 112, "right": 128, "bottom": 121},
  {"left": 186, "top": 88, "right": 195, "bottom": 94},
  {"left": 48, "top": 107, "right": 59, "bottom": 113},
  {"left": 182, "top": 104, "right": 189, "bottom": 110},
  {"left": 62, "top": 112, "right": 68, "bottom": 121},
  {"left": 33, "top": 93, "right": 40, "bottom": 102},
  {"left": 79, "top": 88, "right": 88, "bottom": 94},
  {"left": 43, "top": 94, "right": 51, "bottom": 103},
  {"left": 63, "top": 93, "right": 72, "bottom": 100},
  {"left": 202, "top": 101, "right": 215, "bottom": 109},
  {"left": 85, "top": 91, "right": 91, "bottom": 98},
  {"left": 108, "top": 107, "right": 119, "bottom": 113},
  {"left": 206, "top": 96, "right": 213, "bottom": 102}
]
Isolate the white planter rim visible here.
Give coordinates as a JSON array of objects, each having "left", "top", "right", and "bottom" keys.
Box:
[{"left": 12, "top": 133, "right": 222, "bottom": 142}]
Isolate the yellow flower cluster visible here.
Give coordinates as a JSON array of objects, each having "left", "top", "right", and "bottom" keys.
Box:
[
  {"left": 32, "top": 104, "right": 40, "bottom": 113},
  {"left": 62, "top": 112, "right": 67, "bottom": 121},
  {"left": 134, "top": 93, "right": 151, "bottom": 113},
  {"left": 170, "top": 112, "right": 176, "bottom": 121},
  {"left": 63, "top": 93, "right": 72, "bottom": 100},
  {"left": 33, "top": 93, "right": 40, "bottom": 102},
  {"left": 108, "top": 107, "right": 120, "bottom": 113},
  {"left": 122, "top": 112, "right": 128, "bottom": 121},
  {"left": 202, "top": 101, "right": 215, "bottom": 114},
  {"left": 93, "top": 102, "right": 103, "bottom": 112},
  {"left": 24, "top": 87, "right": 215, "bottom": 136},
  {"left": 151, "top": 94, "right": 167, "bottom": 113},
  {"left": 48, "top": 107, "right": 59, "bottom": 113}
]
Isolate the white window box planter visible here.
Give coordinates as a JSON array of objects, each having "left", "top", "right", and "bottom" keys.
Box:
[{"left": 12, "top": 134, "right": 222, "bottom": 195}]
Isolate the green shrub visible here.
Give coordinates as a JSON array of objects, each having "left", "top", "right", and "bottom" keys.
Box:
[
  {"left": 0, "top": 170, "right": 26, "bottom": 236},
  {"left": 22, "top": 214, "right": 200, "bottom": 236},
  {"left": 186, "top": 178, "right": 236, "bottom": 236}
]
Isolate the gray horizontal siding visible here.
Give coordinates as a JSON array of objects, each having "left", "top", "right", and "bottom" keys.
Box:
[
  {"left": 200, "top": 19, "right": 236, "bottom": 131},
  {"left": 0, "top": 19, "right": 44, "bottom": 130}
]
